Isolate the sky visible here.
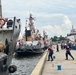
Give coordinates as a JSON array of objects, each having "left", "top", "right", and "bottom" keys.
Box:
[{"left": 1, "top": 0, "right": 76, "bottom": 38}]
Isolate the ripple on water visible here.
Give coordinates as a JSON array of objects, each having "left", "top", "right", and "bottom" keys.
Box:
[{"left": 11, "top": 53, "right": 43, "bottom": 75}]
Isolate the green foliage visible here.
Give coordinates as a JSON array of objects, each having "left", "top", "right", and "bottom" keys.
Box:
[{"left": 51, "top": 35, "right": 66, "bottom": 42}]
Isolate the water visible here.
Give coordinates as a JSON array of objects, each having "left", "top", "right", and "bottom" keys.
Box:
[{"left": 11, "top": 53, "right": 43, "bottom": 75}]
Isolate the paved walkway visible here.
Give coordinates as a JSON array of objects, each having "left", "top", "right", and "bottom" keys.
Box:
[{"left": 42, "top": 45, "right": 76, "bottom": 75}]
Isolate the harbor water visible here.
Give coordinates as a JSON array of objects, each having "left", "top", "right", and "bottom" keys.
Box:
[{"left": 11, "top": 54, "right": 43, "bottom": 75}]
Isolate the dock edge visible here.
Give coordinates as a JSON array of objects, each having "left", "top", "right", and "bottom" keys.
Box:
[{"left": 31, "top": 50, "right": 48, "bottom": 75}]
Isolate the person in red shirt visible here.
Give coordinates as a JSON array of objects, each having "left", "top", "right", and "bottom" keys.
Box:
[{"left": 47, "top": 45, "right": 54, "bottom": 61}]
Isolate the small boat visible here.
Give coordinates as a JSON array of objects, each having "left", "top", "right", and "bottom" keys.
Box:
[
  {"left": 15, "top": 14, "right": 45, "bottom": 55},
  {"left": 0, "top": 17, "right": 21, "bottom": 75}
]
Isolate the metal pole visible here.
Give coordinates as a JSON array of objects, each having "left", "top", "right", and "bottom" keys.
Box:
[
  {"left": 25, "top": 27, "right": 27, "bottom": 41},
  {"left": 0, "top": 0, "right": 2, "bottom": 17}
]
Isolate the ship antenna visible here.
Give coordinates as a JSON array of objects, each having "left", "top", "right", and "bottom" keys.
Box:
[
  {"left": 29, "top": 14, "right": 35, "bottom": 32},
  {"left": 25, "top": 19, "right": 28, "bottom": 41},
  {"left": 72, "top": 25, "right": 73, "bottom": 30},
  {"left": 25, "top": 19, "right": 28, "bottom": 27}
]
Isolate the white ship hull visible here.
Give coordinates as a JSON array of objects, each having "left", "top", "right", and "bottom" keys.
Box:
[{"left": 0, "top": 17, "right": 21, "bottom": 75}]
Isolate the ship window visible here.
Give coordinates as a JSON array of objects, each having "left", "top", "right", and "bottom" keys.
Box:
[
  {"left": 26, "top": 30, "right": 31, "bottom": 36},
  {"left": 7, "top": 19, "right": 13, "bottom": 28}
]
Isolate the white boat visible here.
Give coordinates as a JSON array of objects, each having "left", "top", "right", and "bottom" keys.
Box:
[
  {"left": 0, "top": 0, "right": 21, "bottom": 74},
  {"left": 15, "top": 14, "right": 45, "bottom": 55},
  {"left": 0, "top": 17, "right": 21, "bottom": 75}
]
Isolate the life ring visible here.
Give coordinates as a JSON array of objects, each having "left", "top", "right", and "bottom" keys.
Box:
[
  {"left": 8, "top": 65, "right": 17, "bottom": 73},
  {"left": 0, "top": 18, "right": 6, "bottom": 27}
]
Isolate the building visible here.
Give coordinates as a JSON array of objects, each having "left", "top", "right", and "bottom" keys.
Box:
[{"left": 67, "top": 25, "right": 76, "bottom": 42}]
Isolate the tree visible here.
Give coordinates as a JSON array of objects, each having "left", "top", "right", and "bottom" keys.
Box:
[
  {"left": 51, "top": 35, "right": 66, "bottom": 42},
  {"left": 51, "top": 36, "right": 58, "bottom": 42}
]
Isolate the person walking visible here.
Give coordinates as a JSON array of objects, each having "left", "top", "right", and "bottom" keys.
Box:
[
  {"left": 47, "top": 45, "right": 54, "bottom": 61},
  {"left": 56, "top": 44, "right": 59, "bottom": 52},
  {"left": 65, "top": 41, "right": 74, "bottom": 60}
]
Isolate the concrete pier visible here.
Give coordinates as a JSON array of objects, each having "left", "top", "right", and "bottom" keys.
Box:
[
  {"left": 31, "top": 45, "right": 76, "bottom": 75},
  {"left": 31, "top": 50, "right": 48, "bottom": 75}
]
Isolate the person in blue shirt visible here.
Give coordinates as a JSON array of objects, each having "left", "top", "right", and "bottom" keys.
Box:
[{"left": 65, "top": 41, "right": 74, "bottom": 60}]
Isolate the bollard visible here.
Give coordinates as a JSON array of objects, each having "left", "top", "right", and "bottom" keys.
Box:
[{"left": 57, "top": 64, "right": 61, "bottom": 70}]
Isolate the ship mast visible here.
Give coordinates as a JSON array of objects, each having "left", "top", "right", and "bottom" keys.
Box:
[
  {"left": 29, "top": 14, "right": 35, "bottom": 32},
  {"left": 0, "top": 0, "right": 2, "bottom": 17},
  {"left": 72, "top": 25, "right": 73, "bottom": 30}
]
